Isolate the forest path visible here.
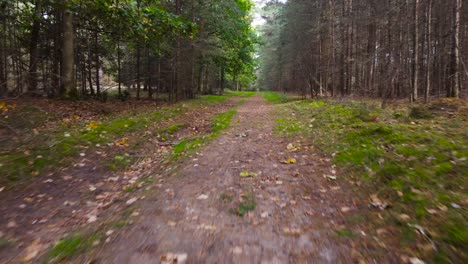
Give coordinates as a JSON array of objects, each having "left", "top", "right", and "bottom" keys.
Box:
[{"left": 93, "top": 95, "right": 353, "bottom": 263}]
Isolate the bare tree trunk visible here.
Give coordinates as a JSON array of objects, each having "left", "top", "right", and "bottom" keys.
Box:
[
  {"left": 412, "top": 0, "right": 420, "bottom": 102},
  {"left": 425, "top": 0, "right": 433, "bottom": 102},
  {"left": 94, "top": 31, "right": 100, "bottom": 95},
  {"left": 0, "top": 3, "right": 7, "bottom": 97},
  {"left": 136, "top": 0, "right": 141, "bottom": 100},
  {"left": 453, "top": 0, "right": 461, "bottom": 98},
  {"left": 329, "top": 0, "right": 336, "bottom": 97},
  {"left": 28, "top": 0, "right": 42, "bottom": 92},
  {"left": 60, "top": 2, "right": 76, "bottom": 97}
]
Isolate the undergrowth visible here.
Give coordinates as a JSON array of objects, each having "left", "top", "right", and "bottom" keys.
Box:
[
  {"left": 0, "top": 95, "right": 232, "bottom": 187},
  {"left": 276, "top": 99, "right": 467, "bottom": 262}
]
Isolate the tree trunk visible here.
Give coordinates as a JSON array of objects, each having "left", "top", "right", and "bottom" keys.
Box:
[
  {"left": 94, "top": 31, "right": 100, "bottom": 95},
  {"left": 453, "top": 0, "right": 461, "bottom": 98},
  {"left": 0, "top": 3, "right": 7, "bottom": 97},
  {"left": 28, "top": 0, "right": 42, "bottom": 92},
  {"left": 425, "top": 0, "right": 432, "bottom": 102},
  {"left": 60, "top": 2, "right": 76, "bottom": 97},
  {"left": 412, "top": 0, "right": 420, "bottom": 102}
]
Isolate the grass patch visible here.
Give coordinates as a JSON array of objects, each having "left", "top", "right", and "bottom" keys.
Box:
[
  {"left": 212, "top": 109, "right": 236, "bottom": 133},
  {"left": 44, "top": 233, "right": 100, "bottom": 263},
  {"left": 232, "top": 192, "right": 256, "bottom": 216},
  {"left": 170, "top": 108, "right": 237, "bottom": 160},
  {"left": 261, "top": 91, "right": 289, "bottom": 104},
  {"left": 106, "top": 154, "right": 133, "bottom": 171},
  {"left": 275, "top": 99, "right": 468, "bottom": 262},
  {"left": 0, "top": 95, "right": 232, "bottom": 187},
  {"left": 220, "top": 192, "right": 234, "bottom": 203},
  {"left": 225, "top": 90, "right": 256, "bottom": 97}
]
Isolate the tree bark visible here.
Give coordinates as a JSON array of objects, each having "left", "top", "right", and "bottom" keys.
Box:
[
  {"left": 453, "top": 0, "right": 461, "bottom": 98},
  {"left": 425, "top": 0, "right": 432, "bottom": 102},
  {"left": 28, "top": 0, "right": 42, "bottom": 92},
  {"left": 412, "top": 0, "right": 420, "bottom": 102},
  {"left": 60, "top": 2, "right": 76, "bottom": 97}
]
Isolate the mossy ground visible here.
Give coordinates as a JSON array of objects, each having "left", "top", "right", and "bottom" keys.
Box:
[
  {"left": 0, "top": 94, "right": 234, "bottom": 187},
  {"left": 44, "top": 233, "right": 101, "bottom": 263},
  {"left": 171, "top": 108, "right": 238, "bottom": 160},
  {"left": 273, "top": 95, "right": 467, "bottom": 262}
]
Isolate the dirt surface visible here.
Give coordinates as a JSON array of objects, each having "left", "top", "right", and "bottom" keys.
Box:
[
  {"left": 88, "top": 95, "right": 385, "bottom": 263},
  {"left": 0, "top": 98, "right": 237, "bottom": 263}
]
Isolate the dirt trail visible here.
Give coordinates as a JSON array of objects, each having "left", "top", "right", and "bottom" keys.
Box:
[{"left": 92, "top": 95, "right": 357, "bottom": 263}]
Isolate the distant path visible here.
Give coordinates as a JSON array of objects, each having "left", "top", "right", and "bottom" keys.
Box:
[{"left": 94, "top": 95, "right": 354, "bottom": 263}]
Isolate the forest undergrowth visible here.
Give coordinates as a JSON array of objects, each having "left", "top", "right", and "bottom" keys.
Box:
[{"left": 275, "top": 97, "right": 467, "bottom": 262}]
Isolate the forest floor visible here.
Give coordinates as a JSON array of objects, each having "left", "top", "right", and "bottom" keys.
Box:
[{"left": 0, "top": 92, "right": 466, "bottom": 263}]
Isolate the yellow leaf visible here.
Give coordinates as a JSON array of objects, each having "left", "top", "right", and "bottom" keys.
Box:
[
  {"left": 115, "top": 137, "right": 129, "bottom": 147},
  {"left": 240, "top": 171, "right": 257, "bottom": 178},
  {"left": 86, "top": 121, "right": 100, "bottom": 129},
  {"left": 282, "top": 158, "right": 296, "bottom": 164}
]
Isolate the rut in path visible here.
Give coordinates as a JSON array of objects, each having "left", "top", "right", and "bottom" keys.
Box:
[{"left": 93, "top": 95, "right": 353, "bottom": 263}]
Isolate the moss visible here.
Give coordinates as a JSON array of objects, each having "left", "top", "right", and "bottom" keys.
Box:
[
  {"left": 44, "top": 233, "right": 100, "bottom": 263},
  {"left": 225, "top": 90, "right": 256, "bottom": 97},
  {"left": 261, "top": 91, "right": 289, "bottom": 104},
  {"left": 275, "top": 99, "right": 468, "bottom": 262},
  {"left": 212, "top": 109, "right": 236, "bottom": 133},
  {"left": 443, "top": 222, "right": 468, "bottom": 247},
  {"left": 232, "top": 192, "right": 256, "bottom": 216},
  {"left": 1, "top": 95, "right": 233, "bottom": 186},
  {"left": 220, "top": 193, "right": 234, "bottom": 203}
]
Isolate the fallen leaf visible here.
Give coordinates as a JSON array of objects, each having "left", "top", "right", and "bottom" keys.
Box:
[
  {"left": 197, "top": 194, "right": 209, "bottom": 200},
  {"left": 286, "top": 143, "right": 300, "bottom": 151},
  {"left": 87, "top": 214, "right": 97, "bottom": 223},
  {"left": 369, "top": 194, "right": 389, "bottom": 210},
  {"left": 115, "top": 137, "right": 129, "bottom": 147},
  {"left": 232, "top": 246, "right": 243, "bottom": 255},
  {"left": 282, "top": 158, "right": 297, "bottom": 164},
  {"left": 86, "top": 121, "right": 100, "bottom": 129},
  {"left": 161, "top": 253, "right": 188, "bottom": 264},
  {"left": 240, "top": 171, "right": 257, "bottom": 178},
  {"left": 398, "top": 214, "right": 411, "bottom": 222},
  {"left": 0, "top": 187, "right": 4, "bottom": 192},
  {"left": 62, "top": 175, "right": 73, "bottom": 180},
  {"left": 126, "top": 197, "right": 138, "bottom": 205},
  {"left": 409, "top": 257, "right": 425, "bottom": 264},
  {"left": 341, "top": 207, "right": 351, "bottom": 213},
  {"left": 283, "top": 227, "right": 301, "bottom": 236},
  {"left": 437, "top": 205, "right": 448, "bottom": 211},
  {"left": 22, "top": 240, "right": 43, "bottom": 262}
]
